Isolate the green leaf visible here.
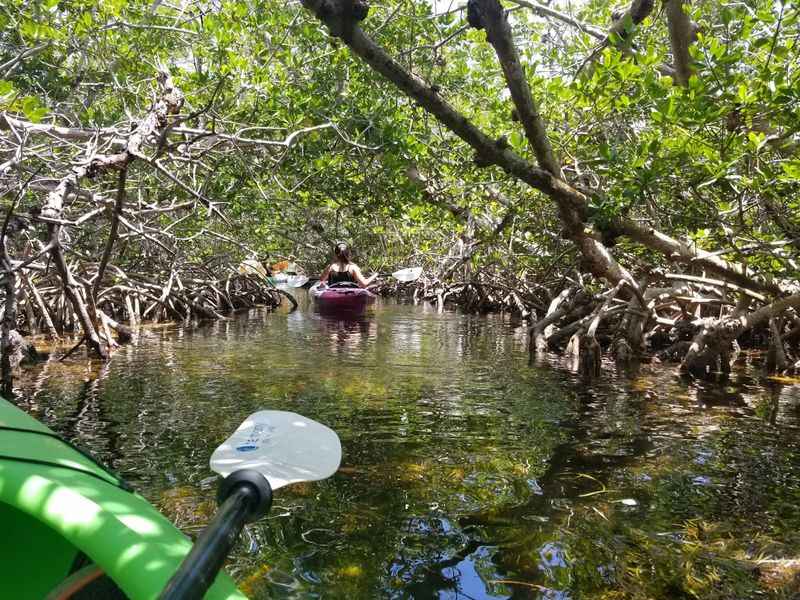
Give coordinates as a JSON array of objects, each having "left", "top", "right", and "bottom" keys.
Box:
[
  {"left": 747, "top": 131, "right": 766, "bottom": 150},
  {"left": 22, "top": 97, "right": 47, "bottom": 123},
  {"left": 0, "top": 80, "right": 14, "bottom": 100},
  {"left": 737, "top": 83, "right": 750, "bottom": 103},
  {"left": 780, "top": 160, "right": 800, "bottom": 180}
]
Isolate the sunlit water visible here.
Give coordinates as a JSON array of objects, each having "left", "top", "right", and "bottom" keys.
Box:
[{"left": 13, "top": 294, "right": 800, "bottom": 598}]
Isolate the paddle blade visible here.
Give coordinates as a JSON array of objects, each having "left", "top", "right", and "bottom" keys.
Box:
[
  {"left": 239, "top": 259, "right": 267, "bottom": 279},
  {"left": 287, "top": 275, "right": 309, "bottom": 288},
  {"left": 270, "top": 274, "right": 309, "bottom": 288},
  {"left": 392, "top": 267, "right": 422, "bottom": 282},
  {"left": 210, "top": 411, "right": 341, "bottom": 490}
]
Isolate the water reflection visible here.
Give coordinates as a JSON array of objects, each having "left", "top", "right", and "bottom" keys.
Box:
[
  {"left": 11, "top": 302, "right": 800, "bottom": 599},
  {"left": 314, "top": 313, "right": 377, "bottom": 356}
]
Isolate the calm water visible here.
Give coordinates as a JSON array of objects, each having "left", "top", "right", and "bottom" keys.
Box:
[{"left": 13, "top": 294, "right": 800, "bottom": 598}]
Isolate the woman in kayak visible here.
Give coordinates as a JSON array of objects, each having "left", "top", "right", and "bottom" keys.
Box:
[{"left": 320, "top": 242, "right": 377, "bottom": 288}]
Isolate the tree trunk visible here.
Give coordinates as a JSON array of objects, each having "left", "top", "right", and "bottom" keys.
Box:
[
  {"left": 48, "top": 223, "right": 108, "bottom": 358},
  {"left": 474, "top": 0, "right": 562, "bottom": 177},
  {"left": 93, "top": 167, "right": 127, "bottom": 300},
  {"left": 665, "top": 0, "right": 694, "bottom": 86},
  {"left": 1, "top": 250, "right": 17, "bottom": 395},
  {"left": 766, "top": 318, "right": 788, "bottom": 373}
]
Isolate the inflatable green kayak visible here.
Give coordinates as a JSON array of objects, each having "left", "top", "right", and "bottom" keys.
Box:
[{"left": 0, "top": 397, "right": 247, "bottom": 600}]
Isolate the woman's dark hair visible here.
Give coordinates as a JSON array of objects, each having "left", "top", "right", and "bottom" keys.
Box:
[{"left": 334, "top": 242, "right": 351, "bottom": 264}]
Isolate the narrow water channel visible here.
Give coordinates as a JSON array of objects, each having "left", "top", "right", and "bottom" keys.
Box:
[{"left": 13, "top": 294, "right": 800, "bottom": 598}]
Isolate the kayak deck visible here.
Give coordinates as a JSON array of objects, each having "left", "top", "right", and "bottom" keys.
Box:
[{"left": 310, "top": 283, "right": 376, "bottom": 314}]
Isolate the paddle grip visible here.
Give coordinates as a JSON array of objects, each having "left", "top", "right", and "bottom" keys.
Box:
[{"left": 159, "top": 470, "right": 272, "bottom": 600}]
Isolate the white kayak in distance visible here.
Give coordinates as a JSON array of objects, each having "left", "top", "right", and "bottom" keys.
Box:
[{"left": 238, "top": 259, "right": 309, "bottom": 288}]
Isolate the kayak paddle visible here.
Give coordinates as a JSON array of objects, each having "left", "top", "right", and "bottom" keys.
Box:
[
  {"left": 209, "top": 410, "right": 341, "bottom": 485},
  {"left": 390, "top": 267, "right": 422, "bottom": 283},
  {"left": 159, "top": 411, "right": 341, "bottom": 600},
  {"left": 284, "top": 274, "right": 310, "bottom": 288},
  {"left": 268, "top": 274, "right": 310, "bottom": 288}
]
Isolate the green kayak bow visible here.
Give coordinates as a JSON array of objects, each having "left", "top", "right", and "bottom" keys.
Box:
[
  {"left": 0, "top": 398, "right": 342, "bottom": 600},
  {"left": 0, "top": 397, "right": 245, "bottom": 600}
]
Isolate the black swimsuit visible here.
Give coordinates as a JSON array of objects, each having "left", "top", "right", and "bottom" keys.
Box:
[{"left": 329, "top": 267, "right": 355, "bottom": 284}]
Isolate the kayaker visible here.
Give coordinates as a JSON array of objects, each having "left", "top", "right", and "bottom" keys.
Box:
[{"left": 319, "top": 242, "right": 377, "bottom": 288}]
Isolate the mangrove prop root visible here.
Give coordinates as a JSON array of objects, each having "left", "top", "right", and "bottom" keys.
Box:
[
  {"left": 376, "top": 270, "right": 800, "bottom": 379},
  {"left": 2, "top": 261, "right": 281, "bottom": 361}
]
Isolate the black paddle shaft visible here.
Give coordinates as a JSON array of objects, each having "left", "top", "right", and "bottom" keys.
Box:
[{"left": 159, "top": 469, "right": 273, "bottom": 600}]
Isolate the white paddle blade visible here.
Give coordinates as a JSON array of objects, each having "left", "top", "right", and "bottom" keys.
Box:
[
  {"left": 239, "top": 259, "right": 267, "bottom": 279},
  {"left": 287, "top": 275, "right": 309, "bottom": 288},
  {"left": 210, "top": 411, "right": 341, "bottom": 490},
  {"left": 392, "top": 267, "right": 422, "bottom": 283},
  {"left": 271, "top": 274, "right": 309, "bottom": 289}
]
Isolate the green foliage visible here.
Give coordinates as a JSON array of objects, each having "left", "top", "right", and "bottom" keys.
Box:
[{"left": 0, "top": 0, "right": 797, "bottom": 284}]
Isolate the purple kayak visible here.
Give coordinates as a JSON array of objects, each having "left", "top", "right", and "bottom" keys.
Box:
[{"left": 310, "top": 282, "right": 376, "bottom": 314}]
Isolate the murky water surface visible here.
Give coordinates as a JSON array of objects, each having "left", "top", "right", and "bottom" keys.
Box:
[{"left": 14, "top": 295, "right": 800, "bottom": 598}]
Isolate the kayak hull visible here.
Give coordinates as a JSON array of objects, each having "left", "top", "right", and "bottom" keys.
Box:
[
  {"left": 0, "top": 399, "right": 247, "bottom": 600},
  {"left": 310, "top": 283, "right": 376, "bottom": 314}
]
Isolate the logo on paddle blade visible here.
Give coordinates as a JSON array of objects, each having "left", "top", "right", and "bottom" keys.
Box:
[{"left": 234, "top": 422, "right": 276, "bottom": 453}]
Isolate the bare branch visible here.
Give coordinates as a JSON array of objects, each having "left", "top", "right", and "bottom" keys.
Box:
[
  {"left": 616, "top": 220, "right": 784, "bottom": 296},
  {"left": 506, "top": 0, "right": 605, "bottom": 40},
  {"left": 0, "top": 43, "right": 50, "bottom": 77},
  {"left": 100, "top": 20, "right": 199, "bottom": 36},
  {"left": 474, "top": 0, "right": 563, "bottom": 176},
  {"left": 575, "top": 0, "right": 656, "bottom": 76},
  {"left": 93, "top": 168, "right": 127, "bottom": 299}
]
